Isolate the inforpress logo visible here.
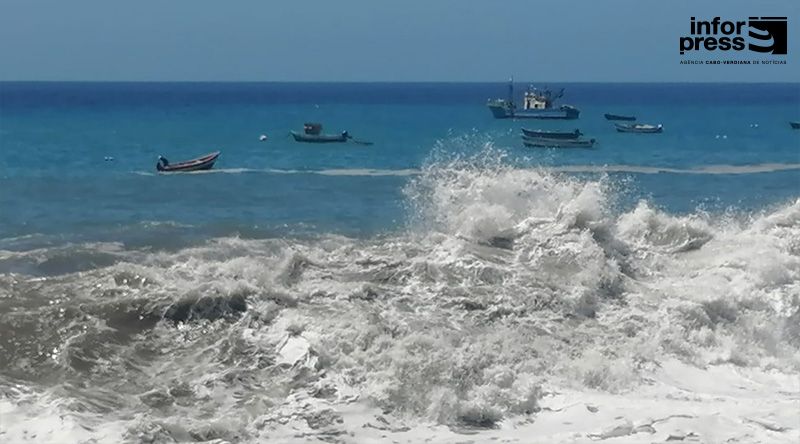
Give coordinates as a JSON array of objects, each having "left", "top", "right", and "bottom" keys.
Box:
[
  {"left": 679, "top": 16, "right": 788, "bottom": 55},
  {"left": 748, "top": 17, "right": 788, "bottom": 54}
]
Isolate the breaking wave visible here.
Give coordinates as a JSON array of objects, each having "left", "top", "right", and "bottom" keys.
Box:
[{"left": 2, "top": 153, "right": 799, "bottom": 442}]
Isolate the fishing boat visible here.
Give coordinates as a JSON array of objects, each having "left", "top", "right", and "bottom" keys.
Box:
[
  {"left": 156, "top": 151, "right": 220, "bottom": 172},
  {"left": 291, "top": 123, "right": 349, "bottom": 143},
  {"left": 791, "top": 121, "right": 800, "bottom": 129},
  {"left": 521, "top": 128, "right": 582, "bottom": 139},
  {"left": 291, "top": 131, "right": 349, "bottom": 143},
  {"left": 522, "top": 137, "right": 596, "bottom": 148},
  {"left": 604, "top": 113, "right": 636, "bottom": 121},
  {"left": 487, "top": 80, "right": 580, "bottom": 120},
  {"left": 615, "top": 123, "right": 663, "bottom": 134}
]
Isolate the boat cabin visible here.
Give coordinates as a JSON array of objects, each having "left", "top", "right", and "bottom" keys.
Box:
[
  {"left": 523, "top": 90, "right": 548, "bottom": 110},
  {"left": 304, "top": 122, "right": 322, "bottom": 135}
]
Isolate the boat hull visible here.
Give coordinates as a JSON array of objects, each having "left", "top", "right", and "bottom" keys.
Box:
[
  {"left": 791, "top": 122, "right": 800, "bottom": 129},
  {"left": 156, "top": 152, "right": 220, "bottom": 173},
  {"left": 605, "top": 113, "right": 636, "bottom": 121},
  {"left": 488, "top": 103, "right": 580, "bottom": 120},
  {"left": 521, "top": 128, "right": 582, "bottom": 139},
  {"left": 522, "top": 137, "right": 595, "bottom": 148},
  {"left": 291, "top": 131, "right": 348, "bottom": 143},
  {"left": 488, "top": 102, "right": 514, "bottom": 118},
  {"left": 615, "top": 123, "right": 663, "bottom": 134}
]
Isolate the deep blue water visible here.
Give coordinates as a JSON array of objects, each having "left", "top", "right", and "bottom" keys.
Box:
[{"left": 1, "top": 82, "right": 798, "bottom": 249}]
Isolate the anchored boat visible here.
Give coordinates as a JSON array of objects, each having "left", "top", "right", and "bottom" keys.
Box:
[
  {"left": 615, "top": 123, "right": 663, "bottom": 134},
  {"left": 521, "top": 128, "right": 583, "bottom": 139},
  {"left": 522, "top": 137, "right": 596, "bottom": 148},
  {"left": 291, "top": 131, "right": 349, "bottom": 143},
  {"left": 604, "top": 113, "right": 636, "bottom": 121},
  {"left": 791, "top": 121, "right": 800, "bottom": 129},
  {"left": 487, "top": 80, "right": 580, "bottom": 120},
  {"left": 291, "top": 123, "right": 349, "bottom": 143},
  {"left": 156, "top": 151, "right": 220, "bottom": 173}
]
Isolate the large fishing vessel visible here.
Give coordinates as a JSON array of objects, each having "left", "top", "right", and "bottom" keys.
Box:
[{"left": 487, "top": 80, "right": 580, "bottom": 119}]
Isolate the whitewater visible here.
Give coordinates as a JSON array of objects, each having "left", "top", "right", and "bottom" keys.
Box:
[{"left": 1, "top": 156, "right": 798, "bottom": 444}]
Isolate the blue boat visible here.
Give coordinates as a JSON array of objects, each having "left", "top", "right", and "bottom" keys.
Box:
[
  {"left": 521, "top": 128, "right": 582, "bottom": 139},
  {"left": 604, "top": 113, "right": 636, "bottom": 121},
  {"left": 291, "top": 130, "right": 349, "bottom": 143},
  {"left": 291, "top": 123, "right": 349, "bottom": 143},
  {"left": 487, "top": 80, "right": 580, "bottom": 120}
]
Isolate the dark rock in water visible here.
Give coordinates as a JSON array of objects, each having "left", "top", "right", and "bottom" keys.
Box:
[{"left": 164, "top": 293, "right": 247, "bottom": 323}]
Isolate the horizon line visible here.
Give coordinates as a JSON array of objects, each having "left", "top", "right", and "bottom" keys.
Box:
[{"left": 1, "top": 80, "right": 799, "bottom": 84}]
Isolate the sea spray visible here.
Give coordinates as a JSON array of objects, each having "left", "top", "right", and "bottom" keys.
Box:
[{"left": 1, "top": 156, "right": 798, "bottom": 442}]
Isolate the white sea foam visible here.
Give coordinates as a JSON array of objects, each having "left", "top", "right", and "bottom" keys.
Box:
[{"left": 3, "top": 158, "right": 799, "bottom": 443}]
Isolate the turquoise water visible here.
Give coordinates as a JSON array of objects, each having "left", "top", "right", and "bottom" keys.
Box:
[
  {"left": 1, "top": 82, "right": 799, "bottom": 441},
  {"left": 1, "top": 82, "right": 798, "bottom": 247}
]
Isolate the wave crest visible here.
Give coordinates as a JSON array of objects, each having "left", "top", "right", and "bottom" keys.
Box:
[{"left": 1, "top": 155, "right": 799, "bottom": 440}]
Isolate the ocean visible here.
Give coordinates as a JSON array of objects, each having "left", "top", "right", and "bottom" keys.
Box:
[{"left": 1, "top": 82, "right": 799, "bottom": 443}]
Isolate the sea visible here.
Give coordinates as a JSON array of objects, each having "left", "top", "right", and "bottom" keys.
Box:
[{"left": 0, "top": 82, "right": 799, "bottom": 443}]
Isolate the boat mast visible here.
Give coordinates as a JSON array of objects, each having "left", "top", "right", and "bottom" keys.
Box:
[{"left": 507, "top": 77, "right": 514, "bottom": 104}]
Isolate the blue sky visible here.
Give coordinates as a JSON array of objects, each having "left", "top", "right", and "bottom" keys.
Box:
[{"left": 0, "top": 0, "right": 797, "bottom": 81}]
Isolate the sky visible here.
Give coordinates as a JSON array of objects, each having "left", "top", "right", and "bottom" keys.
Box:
[{"left": 0, "top": 0, "right": 798, "bottom": 82}]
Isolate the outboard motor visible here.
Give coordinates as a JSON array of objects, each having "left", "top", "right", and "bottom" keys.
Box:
[
  {"left": 156, "top": 156, "right": 169, "bottom": 171},
  {"left": 342, "top": 131, "right": 350, "bottom": 139}
]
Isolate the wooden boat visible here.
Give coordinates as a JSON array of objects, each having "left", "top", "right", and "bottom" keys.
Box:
[
  {"left": 291, "top": 122, "right": 349, "bottom": 143},
  {"left": 156, "top": 151, "right": 220, "bottom": 172},
  {"left": 615, "top": 123, "right": 663, "bottom": 133},
  {"left": 791, "top": 121, "right": 800, "bottom": 129},
  {"left": 605, "top": 113, "right": 636, "bottom": 121},
  {"left": 522, "top": 137, "right": 596, "bottom": 148},
  {"left": 521, "top": 128, "right": 582, "bottom": 139}
]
